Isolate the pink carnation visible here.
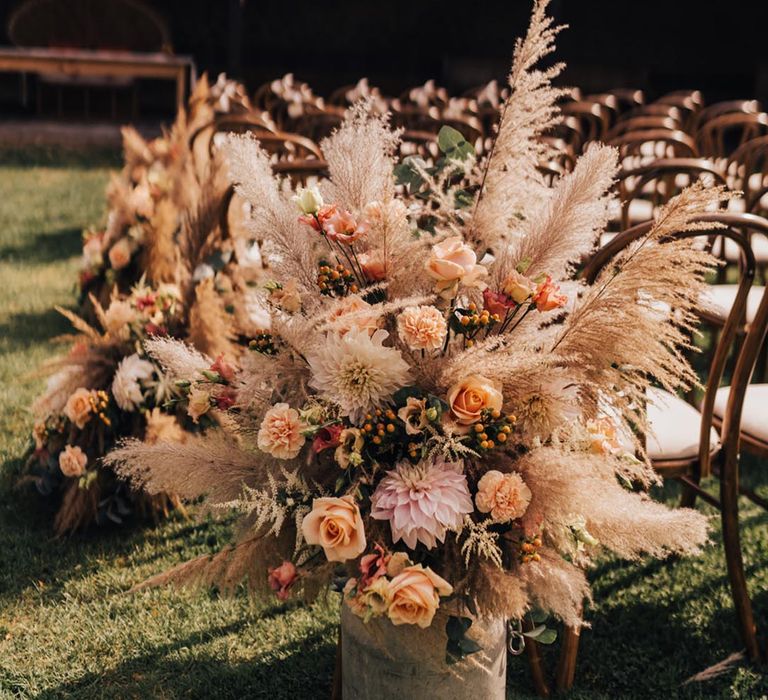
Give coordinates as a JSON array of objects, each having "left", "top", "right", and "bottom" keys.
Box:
[{"left": 370, "top": 457, "right": 473, "bottom": 550}]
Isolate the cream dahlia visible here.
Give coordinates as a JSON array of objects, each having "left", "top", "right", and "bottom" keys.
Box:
[
  {"left": 370, "top": 457, "right": 473, "bottom": 549},
  {"left": 112, "top": 354, "right": 155, "bottom": 411},
  {"left": 308, "top": 328, "right": 410, "bottom": 423}
]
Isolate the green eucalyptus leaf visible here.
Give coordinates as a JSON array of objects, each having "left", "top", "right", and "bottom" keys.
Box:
[
  {"left": 458, "top": 637, "right": 483, "bottom": 655},
  {"left": 529, "top": 609, "right": 549, "bottom": 624},
  {"left": 438, "top": 126, "right": 474, "bottom": 161},
  {"left": 535, "top": 629, "right": 558, "bottom": 645}
]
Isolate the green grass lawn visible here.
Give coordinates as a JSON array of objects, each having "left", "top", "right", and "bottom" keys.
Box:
[{"left": 0, "top": 153, "right": 766, "bottom": 699}]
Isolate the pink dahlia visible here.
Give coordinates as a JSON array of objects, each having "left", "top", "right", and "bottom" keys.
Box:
[{"left": 370, "top": 457, "right": 473, "bottom": 550}]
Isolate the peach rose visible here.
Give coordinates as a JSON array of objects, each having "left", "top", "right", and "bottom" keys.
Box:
[
  {"left": 397, "top": 396, "right": 429, "bottom": 435},
  {"left": 425, "top": 236, "right": 487, "bottom": 298},
  {"left": 533, "top": 276, "right": 568, "bottom": 312},
  {"left": 359, "top": 249, "right": 387, "bottom": 282},
  {"left": 302, "top": 495, "right": 366, "bottom": 562},
  {"left": 59, "top": 444, "right": 87, "bottom": 478},
  {"left": 397, "top": 305, "right": 447, "bottom": 351},
  {"left": 187, "top": 387, "right": 212, "bottom": 424},
  {"left": 271, "top": 279, "right": 302, "bottom": 313},
  {"left": 387, "top": 564, "right": 453, "bottom": 628},
  {"left": 108, "top": 237, "right": 133, "bottom": 270},
  {"left": 447, "top": 374, "right": 503, "bottom": 426},
  {"left": 257, "top": 403, "right": 305, "bottom": 459},
  {"left": 327, "top": 294, "right": 380, "bottom": 336},
  {"left": 475, "top": 470, "right": 531, "bottom": 522},
  {"left": 502, "top": 271, "right": 536, "bottom": 304},
  {"left": 64, "top": 387, "right": 93, "bottom": 429}
]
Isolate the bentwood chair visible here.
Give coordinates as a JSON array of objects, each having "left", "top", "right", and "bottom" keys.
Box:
[
  {"left": 583, "top": 214, "right": 761, "bottom": 511},
  {"left": 610, "top": 158, "right": 726, "bottom": 233}
]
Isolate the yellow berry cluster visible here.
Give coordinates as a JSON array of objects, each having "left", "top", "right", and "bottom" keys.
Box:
[
  {"left": 249, "top": 333, "right": 278, "bottom": 356},
  {"left": 88, "top": 390, "right": 111, "bottom": 426},
  {"left": 453, "top": 303, "right": 502, "bottom": 348},
  {"left": 361, "top": 408, "right": 398, "bottom": 446},
  {"left": 520, "top": 535, "right": 543, "bottom": 564},
  {"left": 317, "top": 261, "right": 358, "bottom": 297},
  {"left": 469, "top": 409, "right": 516, "bottom": 452}
]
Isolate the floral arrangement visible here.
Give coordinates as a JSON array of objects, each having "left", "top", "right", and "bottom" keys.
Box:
[
  {"left": 25, "top": 282, "right": 198, "bottom": 533},
  {"left": 77, "top": 73, "right": 253, "bottom": 314},
  {"left": 108, "top": 0, "right": 717, "bottom": 659}
]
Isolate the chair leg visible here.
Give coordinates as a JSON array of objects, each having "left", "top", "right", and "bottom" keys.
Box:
[
  {"left": 720, "top": 449, "right": 762, "bottom": 661},
  {"left": 679, "top": 469, "right": 700, "bottom": 509},
  {"left": 525, "top": 636, "right": 551, "bottom": 697},
  {"left": 555, "top": 625, "right": 581, "bottom": 693},
  {"left": 331, "top": 626, "right": 342, "bottom": 700}
]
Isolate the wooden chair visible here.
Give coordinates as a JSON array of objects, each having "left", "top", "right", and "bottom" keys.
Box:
[
  {"left": 656, "top": 90, "right": 704, "bottom": 131},
  {"left": 605, "top": 116, "right": 678, "bottom": 142},
  {"left": 611, "top": 158, "right": 726, "bottom": 233},
  {"left": 607, "top": 129, "right": 698, "bottom": 166},
  {"left": 696, "top": 112, "right": 768, "bottom": 161},
  {"left": 561, "top": 101, "right": 610, "bottom": 143},
  {"left": 583, "top": 214, "right": 760, "bottom": 512},
  {"left": 710, "top": 249, "right": 768, "bottom": 662},
  {"left": 623, "top": 103, "right": 684, "bottom": 127},
  {"left": 691, "top": 100, "right": 762, "bottom": 136}
]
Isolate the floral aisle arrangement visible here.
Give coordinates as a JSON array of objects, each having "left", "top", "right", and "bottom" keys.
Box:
[
  {"left": 107, "top": 0, "right": 716, "bottom": 682},
  {"left": 77, "top": 73, "right": 253, "bottom": 313},
  {"left": 25, "top": 283, "right": 199, "bottom": 533}
]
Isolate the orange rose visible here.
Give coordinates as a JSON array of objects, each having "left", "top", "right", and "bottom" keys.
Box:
[
  {"left": 302, "top": 495, "right": 367, "bottom": 562},
  {"left": 64, "top": 387, "right": 93, "bottom": 429},
  {"left": 533, "top": 276, "right": 568, "bottom": 312},
  {"left": 387, "top": 564, "right": 453, "bottom": 628},
  {"left": 447, "top": 374, "right": 503, "bottom": 426}
]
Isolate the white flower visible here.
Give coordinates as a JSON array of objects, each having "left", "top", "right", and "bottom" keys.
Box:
[
  {"left": 193, "top": 263, "right": 215, "bottom": 283},
  {"left": 111, "top": 354, "right": 155, "bottom": 411},
  {"left": 293, "top": 185, "right": 323, "bottom": 215},
  {"left": 309, "top": 329, "right": 410, "bottom": 423}
]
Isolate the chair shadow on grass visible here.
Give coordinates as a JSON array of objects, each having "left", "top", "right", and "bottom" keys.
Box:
[
  {"left": 33, "top": 620, "right": 337, "bottom": 700},
  {"left": 0, "top": 226, "right": 83, "bottom": 265},
  {"left": 0, "top": 307, "right": 75, "bottom": 350}
]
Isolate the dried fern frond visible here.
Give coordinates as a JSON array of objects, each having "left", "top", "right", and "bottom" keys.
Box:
[
  {"left": 144, "top": 336, "right": 212, "bottom": 380},
  {"left": 187, "top": 278, "right": 238, "bottom": 360},
  {"left": 471, "top": 0, "right": 571, "bottom": 251},
  {"left": 143, "top": 198, "right": 180, "bottom": 285},
  {"left": 501, "top": 143, "right": 618, "bottom": 281},
  {"left": 105, "top": 433, "right": 258, "bottom": 504},
  {"left": 321, "top": 99, "right": 401, "bottom": 212}
]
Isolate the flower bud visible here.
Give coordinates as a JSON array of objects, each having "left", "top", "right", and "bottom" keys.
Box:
[{"left": 293, "top": 186, "right": 324, "bottom": 215}]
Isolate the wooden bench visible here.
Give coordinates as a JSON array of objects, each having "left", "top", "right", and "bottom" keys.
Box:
[{"left": 0, "top": 47, "right": 196, "bottom": 112}]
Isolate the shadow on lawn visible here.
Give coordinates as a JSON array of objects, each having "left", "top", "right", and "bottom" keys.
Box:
[
  {"left": 0, "top": 226, "right": 83, "bottom": 264},
  {"left": 0, "top": 307, "right": 74, "bottom": 349},
  {"left": 34, "top": 622, "right": 336, "bottom": 700}
]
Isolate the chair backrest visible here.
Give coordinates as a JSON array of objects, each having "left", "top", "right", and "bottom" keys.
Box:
[
  {"left": 697, "top": 113, "right": 768, "bottom": 159},
  {"left": 725, "top": 134, "right": 768, "bottom": 199},
  {"left": 606, "top": 116, "right": 678, "bottom": 142},
  {"left": 583, "top": 212, "right": 766, "bottom": 474},
  {"left": 614, "top": 158, "right": 727, "bottom": 231},
  {"left": 608, "top": 129, "right": 698, "bottom": 160},
  {"left": 561, "top": 101, "right": 610, "bottom": 143},
  {"left": 691, "top": 100, "right": 762, "bottom": 135},
  {"left": 8, "top": 0, "right": 171, "bottom": 52}
]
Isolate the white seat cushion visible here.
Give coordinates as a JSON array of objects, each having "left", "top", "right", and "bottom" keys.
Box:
[
  {"left": 646, "top": 387, "right": 720, "bottom": 461},
  {"left": 713, "top": 384, "right": 768, "bottom": 442},
  {"left": 712, "top": 232, "right": 768, "bottom": 263},
  {"left": 700, "top": 285, "right": 765, "bottom": 324}
]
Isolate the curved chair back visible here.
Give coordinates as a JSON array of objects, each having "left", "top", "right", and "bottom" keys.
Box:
[
  {"left": 614, "top": 158, "right": 727, "bottom": 231},
  {"left": 583, "top": 212, "right": 764, "bottom": 475}
]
